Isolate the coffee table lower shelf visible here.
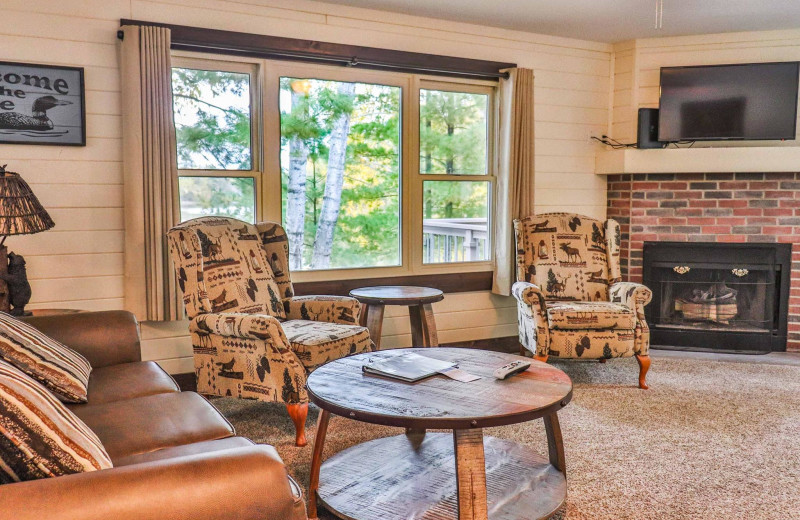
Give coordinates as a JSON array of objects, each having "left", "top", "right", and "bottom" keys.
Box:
[{"left": 317, "top": 433, "right": 566, "bottom": 520}]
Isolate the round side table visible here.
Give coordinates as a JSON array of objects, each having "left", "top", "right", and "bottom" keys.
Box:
[{"left": 349, "top": 285, "right": 444, "bottom": 348}]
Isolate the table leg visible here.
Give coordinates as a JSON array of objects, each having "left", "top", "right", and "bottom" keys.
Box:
[
  {"left": 362, "top": 304, "right": 385, "bottom": 350},
  {"left": 410, "top": 303, "right": 439, "bottom": 347},
  {"left": 308, "top": 409, "right": 331, "bottom": 520},
  {"left": 543, "top": 413, "right": 566, "bottom": 476},
  {"left": 453, "top": 428, "right": 488, "bottom": 520}
]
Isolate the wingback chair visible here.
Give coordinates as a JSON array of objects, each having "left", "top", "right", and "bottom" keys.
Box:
[
  {"left": 167, "top": 216, "right": 373, "bottom": 446},
  {"left": 512, "top": 212, "right": 653, "bottom": 389}
]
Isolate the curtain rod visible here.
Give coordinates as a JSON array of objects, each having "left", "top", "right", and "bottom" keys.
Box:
[{"left": 118, "top": 20, "right": 514, "bottom": 81}]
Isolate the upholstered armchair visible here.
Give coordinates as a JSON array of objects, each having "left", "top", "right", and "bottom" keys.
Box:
[
  {"left": 512, "top": 213, "right": 653, "bottom": 389},
  {"left": 168, "top": 217, "right": 373, "bottom": 446}
]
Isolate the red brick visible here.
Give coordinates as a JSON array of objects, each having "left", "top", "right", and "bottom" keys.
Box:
[
  {"left": 765, "top": 208, "right": 794, "bottom": 216},
  {"left": 732, "top": 208, "right": 763, "bottom": 216},
  {"left": 717, "top": 217, "right": 746, "bottom": 226},
  {"left": 659, "top": 217, "right": 686, "bottom": 225},
  {"left": 765, "top": 191, "right": 795, "bottom": 199},
  {"left": 632, "top": 182, "right": 659, "bottom": 190},
  {"left": 702, "top": 226, "right": 731, "bottom": 234},
  {"left": 689, "top": 200, "right": 717, "bottom": 208},
  {"left": 750, "top": 181, "right": 779, "bottom": 189},
  {"left": 660, "top": 182, "right": 688, "bottom": 190},
  {"left": 719, "top": 181, "right": 748, "bottom": 189},
  {"left": 717, "top": 235, "right": 747, "bottom": 242},
  {"left": 686, "top": 217, "right": 716, "bottom": 225},
  {"left": 632, "top": 199, "right": 659, "bottom": 208},
  {"left": 610, "top": 200, "right": 629, "bottom": 208},
  {"left": 718, "top": 199, "right": 748, "bottom": 208},
  {"left": 763, "top": 226, "right": 793, "bottom": 235},
  {"left": 779, "top": 199, "right": 800, "bottom": 208},
  {"left": 676, "top": 208, "right": 703, "bottom": 217},
  {"left": 661, "top": 234, "right": 687, "bottom": 241}
]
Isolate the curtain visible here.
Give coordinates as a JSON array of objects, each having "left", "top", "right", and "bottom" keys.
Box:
[
  {"left": 492, "top": 68, "right": 535, "bottom": 296},
  {"left": 120, "top": 25, "right": 182, "bottom": 321}
]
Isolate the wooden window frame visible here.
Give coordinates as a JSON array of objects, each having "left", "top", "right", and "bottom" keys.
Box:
[{"left": 172, "top": 52, "right": 497, "bottom": 291}]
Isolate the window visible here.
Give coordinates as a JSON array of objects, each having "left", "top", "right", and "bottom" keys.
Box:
[
  {"left": 279, "top": 77, "right": 401, "bottom": 271},
  {"left": 172, "top": 61, "right": 258, "bottom": 223},
  {"left": 419, "top": 86, "right": 492, "bottom": 264},
  {"left": 171, "top": 56, "right": 495, "bottom": 279}
]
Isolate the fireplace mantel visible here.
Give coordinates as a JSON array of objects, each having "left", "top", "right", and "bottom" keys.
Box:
[{"left": 596, "top": 146, "right": 800, "bottom": 175}]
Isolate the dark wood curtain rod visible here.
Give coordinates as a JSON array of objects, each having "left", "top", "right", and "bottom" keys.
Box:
[{"left": 119, "top": 19, "right": 515, "bottom": 80}]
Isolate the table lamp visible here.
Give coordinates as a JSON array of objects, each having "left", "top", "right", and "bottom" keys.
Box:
[{"left": 0, "top": 165, "right": 55, "bottom": 315}]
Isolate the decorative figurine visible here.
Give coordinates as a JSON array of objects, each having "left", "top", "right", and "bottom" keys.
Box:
[{"left": 0, "top": 252, "right": 32, "bottom": 316}]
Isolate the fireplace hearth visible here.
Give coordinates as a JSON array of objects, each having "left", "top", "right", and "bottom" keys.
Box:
[{"left": 643, "top": 242, "right": 791, "bottom": 352}]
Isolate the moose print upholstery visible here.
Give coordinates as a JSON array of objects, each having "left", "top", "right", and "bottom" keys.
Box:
[
  {"left": 512, "top": 213, "right": 653, "bottom": 389},
  {"left": 168, "top": 217, "right": 374, "bottom": 446}
]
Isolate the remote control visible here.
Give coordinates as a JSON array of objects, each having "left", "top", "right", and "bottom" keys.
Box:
[{"left": 493, "top": 360, "right": 531, "bottom": 380}]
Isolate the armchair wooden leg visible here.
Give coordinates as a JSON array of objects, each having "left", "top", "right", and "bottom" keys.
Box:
[
  {"left": 533, "top": 354, "right": 548, "bottom": 363},
  {"left": 599, "top": 358, "right": 607, "bottom": 363},
  {"left": 635, "top": 355, "right": 651, "bottom": 390},
  {"left": 287, "top": 403, "right": 309, "bottom": 447}
]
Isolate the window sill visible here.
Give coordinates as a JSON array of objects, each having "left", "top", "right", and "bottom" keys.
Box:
[{"left": 293, "top": 271, "right": 493, "bottom": 297}]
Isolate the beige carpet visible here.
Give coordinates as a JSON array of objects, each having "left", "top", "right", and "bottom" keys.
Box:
[{"left": 214, "top": 355, "right": 800, "bottom": 519}]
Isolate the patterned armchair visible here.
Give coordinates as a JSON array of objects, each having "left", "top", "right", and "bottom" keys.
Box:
[
  {"left": 167, "top": 217, "right": 373, "bottom": 446},
  {"left": 512, "top": 213, "right": 653, "bottom": 389}
]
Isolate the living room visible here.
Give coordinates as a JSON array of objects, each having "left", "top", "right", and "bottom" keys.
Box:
[{"left": 0, "top": 1, "right": 799, "bottom": 518}]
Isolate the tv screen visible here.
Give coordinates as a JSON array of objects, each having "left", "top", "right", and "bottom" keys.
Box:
[{"left": 658, "top": 62, "right": 800, "bottom": 142}]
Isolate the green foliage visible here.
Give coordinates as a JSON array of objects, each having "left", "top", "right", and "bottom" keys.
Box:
[
  {"left": 178, "top": 177, "right": 255, "bottom": 223},
  {"left": 172, "top": 68, "right": 252, "bottom": 170},
  {"left": 419, "top": 89, "right": 487, "bottom": 175}
]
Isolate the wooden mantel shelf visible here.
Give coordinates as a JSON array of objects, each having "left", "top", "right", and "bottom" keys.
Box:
[{"left": 595, "top": 146, "right": 800, "bottom": 175}]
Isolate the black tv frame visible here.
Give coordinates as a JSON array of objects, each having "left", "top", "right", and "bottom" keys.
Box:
[{"left": 657, "top": 61, "right": 800, "bottom": 142}]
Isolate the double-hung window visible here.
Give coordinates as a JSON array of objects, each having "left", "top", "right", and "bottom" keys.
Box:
[{"left": 172, "top": 55, "right": 496, "bottom": 281}]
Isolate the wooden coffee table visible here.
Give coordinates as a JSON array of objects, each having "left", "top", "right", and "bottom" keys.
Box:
[
  {"left": 350, "top": 285, "right": 444, "bottom": 349},
  {"left": 306, "top": 348, "right": 573, "bottom": 520}
]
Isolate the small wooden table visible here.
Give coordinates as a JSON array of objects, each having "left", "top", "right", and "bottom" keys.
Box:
[
  {"left": 306, "top": 348, "right": 573, "bottom": 520},
  {"left": 350, "top": 285, "right": 444, "bottom": 348}
]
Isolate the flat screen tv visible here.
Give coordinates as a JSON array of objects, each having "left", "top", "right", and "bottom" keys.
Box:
[{"left": 658, "top": 62, "right": 800, "bottom": 142}]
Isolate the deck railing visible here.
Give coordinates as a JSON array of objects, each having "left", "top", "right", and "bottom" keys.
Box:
[{"left": 423, "top": 218, "right": 489, "bottom": 263}]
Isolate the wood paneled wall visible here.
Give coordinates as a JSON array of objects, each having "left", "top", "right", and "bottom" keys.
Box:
[{"left": 2, "top": 0, "right": 612, "bottom": 372}]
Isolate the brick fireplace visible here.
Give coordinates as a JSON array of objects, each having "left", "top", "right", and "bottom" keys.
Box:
[{"left": 606, "top": 172, "right": 800, "bottom": 351}]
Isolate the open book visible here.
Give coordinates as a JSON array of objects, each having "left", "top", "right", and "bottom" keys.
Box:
[{"left": 362, "top": 352, "right": 456, "bottom": 382}]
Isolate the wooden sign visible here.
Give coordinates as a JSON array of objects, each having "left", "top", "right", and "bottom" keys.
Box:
[{"left": 0, "top": 61, "right": 85, "bottom": 146}]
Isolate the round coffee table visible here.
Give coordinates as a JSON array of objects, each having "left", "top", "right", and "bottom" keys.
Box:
[
  {"left": 306, "top": 348, "right": 573, "bottom": 520},
  {"left": 349, "top": 285, "right": 444, "bottom": 348}
]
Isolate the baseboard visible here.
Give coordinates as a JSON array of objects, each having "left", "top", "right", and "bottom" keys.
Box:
[{"left": 171, "top": 335, "right": 522, "bottom": 391}]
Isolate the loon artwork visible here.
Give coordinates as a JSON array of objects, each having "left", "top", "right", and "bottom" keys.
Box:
[
  {"left": 0, "top": 96, "right": 72, "bottom": 131},
  {"left": 0, "top": 61, "right": 85, "bottom": 146}
]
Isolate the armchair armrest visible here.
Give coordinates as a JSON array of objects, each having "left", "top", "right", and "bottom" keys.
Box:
[
  {"left": 609, "top": 282, "right": 653, "bottom": 317},
  {"left": 20, "top": 311, "right": 141, "bottom": 368},
  {"left": 191, "top": 312, "right": 291, "bottom": 345},
  {"left": 511, "top": 281, "right": 550, "bottom": 358},
  {"left": 283, "top": 295, "right": 361, "bottom": 324},
  {"left": 0, "top": 445, "right": 306, "bottom": 520}
]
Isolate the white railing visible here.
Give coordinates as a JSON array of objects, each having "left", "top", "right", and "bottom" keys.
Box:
[{"left": 423, "top": 218, "right": 489, "bottom": 263}]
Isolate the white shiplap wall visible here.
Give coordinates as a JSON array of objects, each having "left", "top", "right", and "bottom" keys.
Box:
[{"left": 1, "top": 0, "right": 613, "bottom": 373}]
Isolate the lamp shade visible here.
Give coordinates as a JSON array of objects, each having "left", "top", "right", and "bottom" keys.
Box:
[{"left": 0, "top": 168, "right": 55, "bottom": 236}]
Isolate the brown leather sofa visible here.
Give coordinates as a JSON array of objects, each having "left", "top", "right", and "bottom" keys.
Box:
[{"left": 0, "top": 311, "right": 307, "bottom": 520}]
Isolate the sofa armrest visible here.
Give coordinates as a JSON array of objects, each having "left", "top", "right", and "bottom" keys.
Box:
[
  {"left": 0, "top": 445, "right": 306, "bottom": 520},
  {"left": 283, "top": 295, "right": 361, "bottom": 324},
  {"left": 191, "top": 312, "right": 290, "bottom": 345},
  {"left": 21, "top": 311, "right": 141, "bottom": 368}
]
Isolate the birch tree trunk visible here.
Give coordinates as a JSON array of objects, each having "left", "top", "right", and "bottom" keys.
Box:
[
  {"left": 312, "top": 82, "right": 355, "bottom": 269},
  {"left": 286, "top": 90, "right": 309, "bottom": 270}
]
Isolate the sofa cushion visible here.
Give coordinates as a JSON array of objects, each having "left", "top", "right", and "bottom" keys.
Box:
[
  {"left": 0, "top": 359, "right": 111, "bottom": 482},
  {"left": 83, "top": 361, "right": 179, "bottom": 405},
  {"left": 70, "top": 392, "right": 234, "bottom": 462},
  {"left": 546, "top": 300, "right": 636, "bottom": 330},
  {"left": 114, "top": 436, "right": 255, "bottom": 466},
  {"left": 0, "top": 312, "right": 91, "bottom": 403},
  {"left": 281, "top": 320, "right": 372, "bottom": 370}
]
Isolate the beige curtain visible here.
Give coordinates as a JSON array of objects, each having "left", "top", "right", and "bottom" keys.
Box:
[
  {"left": 492, "top": 68, "right": 535, "bottom": 296},
  {"left": 120, "top": 25, "right": 182, "bottom": 321}
]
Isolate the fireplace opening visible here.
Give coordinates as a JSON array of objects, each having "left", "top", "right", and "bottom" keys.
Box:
[{"left": 643, "top": 242, "right": 791, "bottom": 353}]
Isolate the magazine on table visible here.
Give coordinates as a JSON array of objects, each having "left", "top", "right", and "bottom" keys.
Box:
[{"left": 362, "top": 352, "right": 458, "bottom": 382}]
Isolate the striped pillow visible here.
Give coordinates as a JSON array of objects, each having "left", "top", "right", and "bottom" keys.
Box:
[
  {"left": 0, "top": 313, "right": 91, "bottom": 403},
  {"left": 0, "top": 359, "right": 112, "bottom": 483}
]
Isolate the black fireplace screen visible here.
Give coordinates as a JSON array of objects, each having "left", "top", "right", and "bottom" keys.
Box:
[{"left": 643, "top": 242, "right": 790, "bottom": 352}]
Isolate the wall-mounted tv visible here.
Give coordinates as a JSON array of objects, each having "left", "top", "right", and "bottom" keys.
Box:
[{"left": 658, "top": 62, "right": 800, "bottom": 142}]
